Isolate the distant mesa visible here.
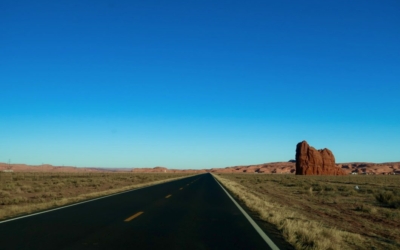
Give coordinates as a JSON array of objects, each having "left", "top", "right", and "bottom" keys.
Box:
[
  {"left": 295, "top": 140, "right": 346, "bottom": 175},
  {"left": 1, "top": 153, "right": 399, "bottom": 175},
  {"left": 131, "top": 166, "right": 205, "bottom": 173},
  {"left": 209, "top": 162, "right": 296, "bottom": 174}
]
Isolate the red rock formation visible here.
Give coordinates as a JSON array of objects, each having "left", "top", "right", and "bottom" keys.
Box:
[{"left": 295, "top": 141, "right": 346, "bottom": 175}]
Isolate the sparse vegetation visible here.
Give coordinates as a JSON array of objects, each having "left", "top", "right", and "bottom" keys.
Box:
[
  {"left": 0, "top": 172, "right": 192, "bottom": 220},
  {"left": 214, "top": 174, "right": 400, "bottom": 250},
  {"left": 375, "top": 190, "right": 400, "bottom": 209}
]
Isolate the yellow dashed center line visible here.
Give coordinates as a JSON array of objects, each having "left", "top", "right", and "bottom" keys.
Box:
[
  {"left": 165, "top": 194, "right": 172, "bottom": 198},
  {"left": 124, "top": 211, "right": 144, "bottom": 222},
  {"left": 179, "top": 188, "right": 183, "bottom": 190}
]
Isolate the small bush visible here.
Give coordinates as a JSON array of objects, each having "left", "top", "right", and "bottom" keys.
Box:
[
  {"left": 354, "top": 204, "right": 377, "bottom": 214},
  {"left": 337, "top": 186, "right": 349, "bottom": 192},
  {"left": 20, "top": 185, "right": 32, "bottom": 191},
  {"left": 375, "top": 191, "right": 400, "bottom": 209},
  {"left": 0, "top": 196, "right": 28, "bottom": 205},
  {"left": 324, "top": 185, "right": 335, "bottom": 192},
  {"left": 3, "top": 184, "right": 15, "bottom": 191},
  {"left": 311, "top": 183, "right": 322, "bottom": 192},
  {"left": 0, "top": 190, "right": 11, "bottom": 198}
]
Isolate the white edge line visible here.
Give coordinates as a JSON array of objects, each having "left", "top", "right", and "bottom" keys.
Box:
[
  {"left": 0, "top": 174, "right": 201, "bottom": 224},
  {"left": 212, "top": 175, "right": 280, "bottom": 250}
]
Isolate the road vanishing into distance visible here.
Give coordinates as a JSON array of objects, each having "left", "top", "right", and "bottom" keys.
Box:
[{"left": 0, "top": 173, "right": 292, "bottom": 250}]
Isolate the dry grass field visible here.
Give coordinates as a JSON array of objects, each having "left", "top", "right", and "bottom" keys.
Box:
[
  {"left": 214, "top": 173, "right": 400, "bottom": 250},
  {"left": 0, "top": 172, "right": 192, "bottom": 220}
]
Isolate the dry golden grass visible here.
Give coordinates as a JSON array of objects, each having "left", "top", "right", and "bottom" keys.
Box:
[
  {"left": 0, "top": 172, "right": 192, "bottom": 220},
  {"left": 214, "top": 174, "right": 400, "bottom": 250}
]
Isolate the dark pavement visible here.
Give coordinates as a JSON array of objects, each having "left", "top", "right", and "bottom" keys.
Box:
[{"left": 0, "top": 173, "right": 290, "bottom": 249}]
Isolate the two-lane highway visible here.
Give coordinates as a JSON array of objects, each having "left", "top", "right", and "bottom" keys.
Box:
[{"left": 0, "top": 173, "right": 290, "bottom": 249}]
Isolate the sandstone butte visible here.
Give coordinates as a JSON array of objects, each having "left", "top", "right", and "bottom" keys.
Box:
[{"left": 295, "top": 140, "right": 346, "bottom": 175}]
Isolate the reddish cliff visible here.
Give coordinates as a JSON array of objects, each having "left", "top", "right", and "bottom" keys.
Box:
[{"left": 295, "top": 141, "right": 346, "bottom": 175}]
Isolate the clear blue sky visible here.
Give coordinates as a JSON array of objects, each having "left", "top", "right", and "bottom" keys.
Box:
[{"left": 1, "top": 0, "right": 399, "bottom": 169}]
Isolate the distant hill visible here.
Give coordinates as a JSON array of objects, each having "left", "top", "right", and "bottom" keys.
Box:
[{"left": 1, "top": 162, "right": 399, "bottom": 175}]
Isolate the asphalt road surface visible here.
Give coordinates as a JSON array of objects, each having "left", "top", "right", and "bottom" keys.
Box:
[{"left": 0, "top": 173, "right": 292, "bottom": 250}]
